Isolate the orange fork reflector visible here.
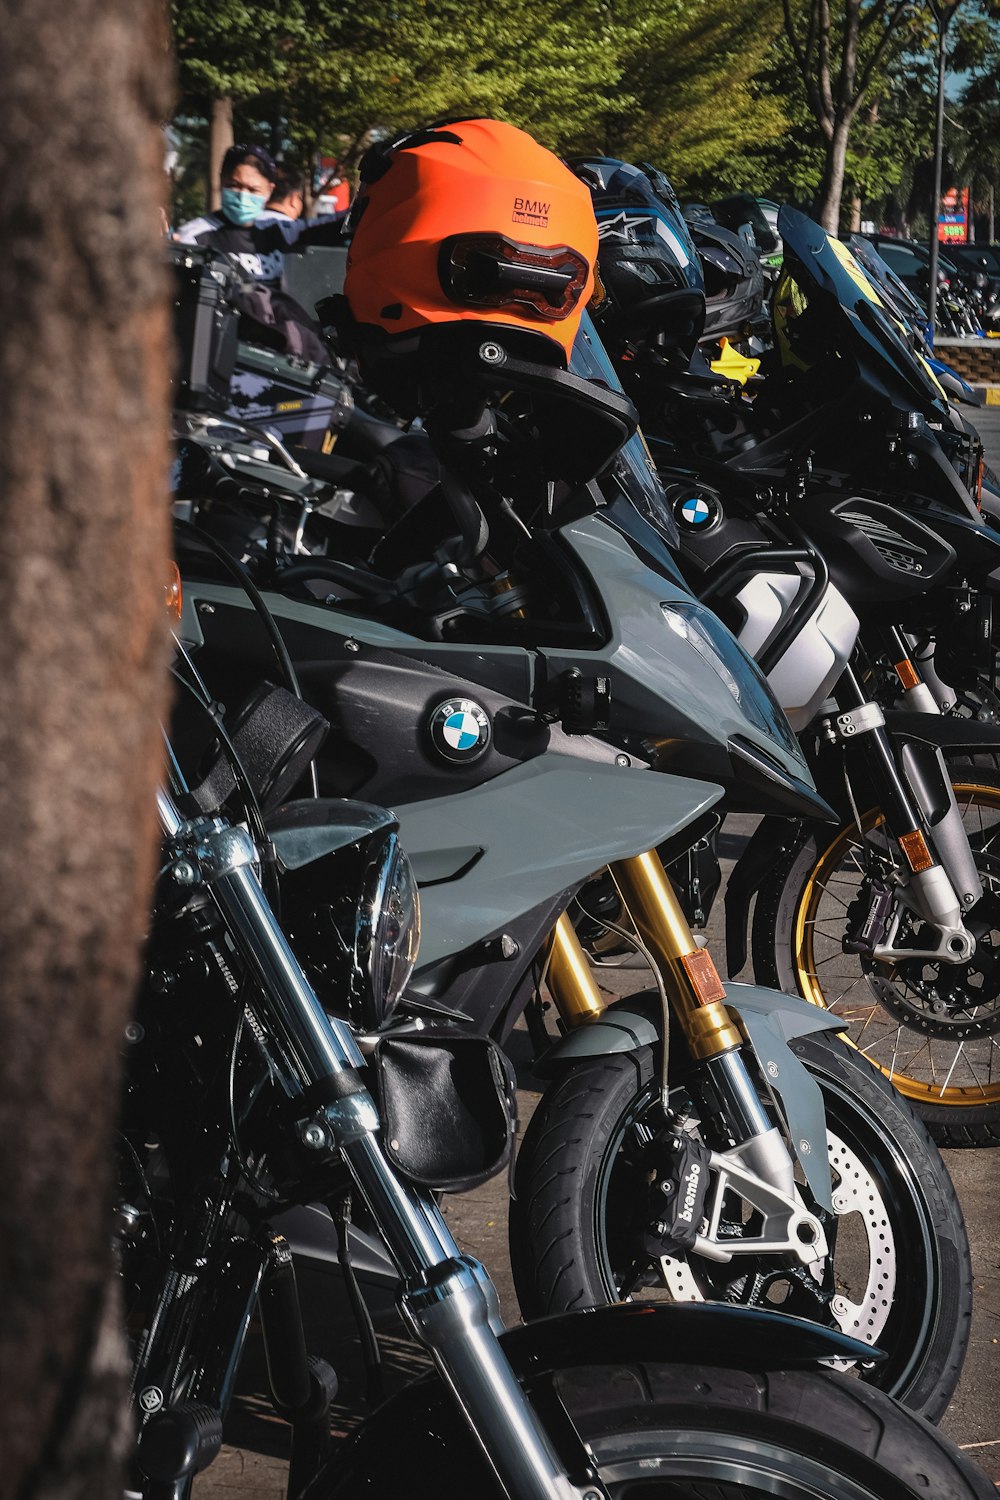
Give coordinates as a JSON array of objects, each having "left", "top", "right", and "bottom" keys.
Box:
[
  {"left": 898, "top": 829, "right": 934, "bottom": 873},
  {"left": 680, "top": 948, "right": 728, "bottom": 1005},
  {"left": 165, "top": 561, "right": 182, "bottom": 621},
  {"left": 894, "top": 658, "right": 920, "bottom": 691}
]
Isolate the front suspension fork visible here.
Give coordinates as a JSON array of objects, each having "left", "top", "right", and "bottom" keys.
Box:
[
  {"left": 834, "top": 660, "right": 980, "bottom": 958},
  {"left": 547, "top": 852, "right": 796, "bottom": 1198}
]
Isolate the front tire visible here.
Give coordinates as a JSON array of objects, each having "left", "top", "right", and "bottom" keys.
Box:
[
  {"left": 510, "top": 1031, "right": 970, "bottom": 1424},
  {"left": 325, "top": 1359, "right": 995, "bottom": 1498}
]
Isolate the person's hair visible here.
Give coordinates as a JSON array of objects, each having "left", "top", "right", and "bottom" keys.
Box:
[
  {"left": 220, "top": 143, "right": 277, "bottom": 185},
  {"left": 268, "top": 167, "right": 306, "bottom": 204}
]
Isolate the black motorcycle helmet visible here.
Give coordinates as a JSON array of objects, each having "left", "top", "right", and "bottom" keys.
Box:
[
  {"left": 569, "top": 157, "right": 706, "bottom": 361},
  {"left": 683, "top": 210, "right": 766, "bottom": 342}
]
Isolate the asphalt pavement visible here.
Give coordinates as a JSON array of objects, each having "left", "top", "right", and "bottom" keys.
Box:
[{"left": 192, "top": 398, "right": 1000, "bottom": 1496}]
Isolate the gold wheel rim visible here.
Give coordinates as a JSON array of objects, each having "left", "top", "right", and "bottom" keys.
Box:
[{"left": 793, "top": 782, "right": 1000, "bottom": 1108}]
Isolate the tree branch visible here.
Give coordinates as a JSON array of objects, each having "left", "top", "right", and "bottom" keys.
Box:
[{"left": 853, "top": 0, "right": 914, "bottom": 106}]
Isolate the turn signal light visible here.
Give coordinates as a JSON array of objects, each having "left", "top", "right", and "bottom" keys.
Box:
[
  {"left": 894, "top": 658, "right": 919, "bottom": 691},
  {"left": 681, "top": 948, "right": 728, "bottom": 1006},
  {"left": 165, "top": 561, "right": 182, "bottom": 621},
  {"left": 898, "top": 828, "right": 933, "bottom": 874}
]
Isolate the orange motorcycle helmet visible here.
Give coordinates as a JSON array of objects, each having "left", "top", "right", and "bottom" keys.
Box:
[{"left": 343, "top": 118, "right": 598, "bottom": 391}]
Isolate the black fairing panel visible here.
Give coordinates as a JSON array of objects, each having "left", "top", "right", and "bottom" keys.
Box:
[
  {"left": 794, "top": 495, "right": 955, "bottom": 605},
  {"left": 662, "top": 481, "right": 768, "bottom": 585},
  {"left": 298, "top": 655, "right": 551, "bottom": 805}
]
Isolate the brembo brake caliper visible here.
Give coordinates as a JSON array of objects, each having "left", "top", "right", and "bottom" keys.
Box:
[
  {"left": 832, "top": 703, "right": 977, "bottom": 964},
  {"left": 642, "top": 1133, "right": 713, "bottom": 1258}
]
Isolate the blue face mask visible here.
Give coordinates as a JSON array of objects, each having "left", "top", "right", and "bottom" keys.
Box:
[{"left": 221, "top": 188, "right": 267, "bottom": 226}]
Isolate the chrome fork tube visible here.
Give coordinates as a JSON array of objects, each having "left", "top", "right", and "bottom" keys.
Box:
[
  {"left": 701, "top": 1055, "right": 796, "bottom": 1199},
  {"left": 158, "top": 791, "right": 595, "bottom": 1500},
  {"left": 336, "top": 1140, "right": 587, "bottom": 1500}
]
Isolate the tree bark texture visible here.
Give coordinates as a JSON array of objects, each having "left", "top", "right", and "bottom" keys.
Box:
[
  {"left": 209, "top": 95, "right": 235, "bottom": 211},
  {"left": 818, "top": 119, "right": 852, "bottom": 232},
  {"left": 0, "top": 2, "right": 173, "bottom": 1495}
]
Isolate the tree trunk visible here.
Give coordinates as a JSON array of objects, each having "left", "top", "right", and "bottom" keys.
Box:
[
  {"left": 816, "top": 118, "right": 851, "bottom": 232},
  {"left": 847, "top": 195, "right": 862, "bottom": 232},
  {"left": 990, "top": 182, "right": 996, "bottom": 244},
  {"left": 208, "top": 94, "right": 234, "bottom": 211},
  {"left": 0, "top": 1, "right": 172, "bottom": 1495}
]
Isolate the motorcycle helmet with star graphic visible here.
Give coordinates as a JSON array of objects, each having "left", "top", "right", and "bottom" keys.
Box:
[{"left": 569, "top": 157, "right": 706, "bottom": 360}]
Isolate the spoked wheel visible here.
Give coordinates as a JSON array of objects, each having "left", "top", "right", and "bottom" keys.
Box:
[
  {"left": 752, "top": 774, "right": 1000, "bottom": 1146},
  {"left": 510, "top": 1031, "right": 970, "bottom": 1423}
]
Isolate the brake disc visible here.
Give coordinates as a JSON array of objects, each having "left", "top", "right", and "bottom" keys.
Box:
[{"left": 656, "top": 1128, "right": 895, "bottom": 1365}]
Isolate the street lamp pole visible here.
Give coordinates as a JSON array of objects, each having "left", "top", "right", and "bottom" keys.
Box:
[{"left": 927, "top": 0, "right": 961, "bottom": 340}]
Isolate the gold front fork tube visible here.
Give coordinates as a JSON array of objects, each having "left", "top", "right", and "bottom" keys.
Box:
[
  {"left": 546, "top": 912, "right": 608, "bottom": 1025},
  {"left": 609, "top": 851, "right": 743, "bottom": 1060}
]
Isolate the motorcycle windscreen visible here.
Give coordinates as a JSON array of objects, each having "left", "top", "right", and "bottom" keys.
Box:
[
  {"left": 844, "top": 235, "right": 930, "bottom": 342},
  {"left": 776, "top": 206, "right": 948, "bottom": 418},
  {"left": 571, "top": 312, "right": 683, "bottom": 558}
]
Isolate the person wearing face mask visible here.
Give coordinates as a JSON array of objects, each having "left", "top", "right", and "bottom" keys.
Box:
[
  {"left": 173, "top": 144, "right": 348, "bottom": 365},
  {"left": 173, "top": 144, "right": 346, "bottom": 287}
]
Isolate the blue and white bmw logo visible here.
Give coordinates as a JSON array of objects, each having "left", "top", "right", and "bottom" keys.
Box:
[
  {"left": 672, "top": 488, "right": 721, "bottom": 531},
  {"left": 428, "top": 698, "right": 492, "bottom": 764}
]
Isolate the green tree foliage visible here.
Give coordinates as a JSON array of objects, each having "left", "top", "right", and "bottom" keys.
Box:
[
  {"left": 169, "top": 0, "right": 795, "bottom": 202},
  {"left": 172, "top": 0, "right": 311, "bottom": 104},
  {"left": 598, "top": 0, "right": 788, "bottom": 191},
  {"left": 955, "top": 40, "right": 1000, "bottom": 237},
  {"left": 284, "top": 0, "right": 625, "bottom": 168}
]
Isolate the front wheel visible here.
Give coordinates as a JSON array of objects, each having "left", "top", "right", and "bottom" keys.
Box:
[
  {"left": 510, "top": 1031, "right": 970, "bottom": 1424},
  {"left": 325, "top": 1359, "right": 995, "bottom": 1498},
  {"left": 751, "top": 775, "right": 1000, "bottom": 1146}
]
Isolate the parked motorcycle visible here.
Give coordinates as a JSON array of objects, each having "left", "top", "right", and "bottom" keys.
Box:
[
  {"left": 573, "top": 162, "right": 1000, "bottom": 1142},
  {"left": 121, "top": 662, "right": 993, "bottom": 1497},
  {"left": 166, "top": 120, "right": 975, "bottom": 1417},
  {"left": 172, "top": 361, "right": 972, "bottom": 1420}
]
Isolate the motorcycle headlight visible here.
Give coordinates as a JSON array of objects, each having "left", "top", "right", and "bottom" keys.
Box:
[
  {"left": 357, "top": 833, "right": 420, "bottom": 1029},
  {"left": 659, "top": 600, "right": 799, "bottom": 755}
]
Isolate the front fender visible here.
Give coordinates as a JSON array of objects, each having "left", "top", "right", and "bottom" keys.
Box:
[
  {"left": 500, "top": 1300, "right": 878, "bottom": 1375},
  {"left": 539, "top": 984, "right": 839, "bottom": 1210},
  {"left": 885, "top": 708, "right": 1000, "bottom": 750},
  {"left": 724, "top": 816, "right": 805, "bottom": 976},
  {"left": 311, "top": 1302, "right": 881, "bottom": 1493}
]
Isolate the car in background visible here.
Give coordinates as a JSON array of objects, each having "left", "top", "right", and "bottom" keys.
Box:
[
  {"left": 946, "top": 244, "right": 1000, "bottom": 298},
  {"left": 861, "top": 234, "right": 963, "bottom": 296}
]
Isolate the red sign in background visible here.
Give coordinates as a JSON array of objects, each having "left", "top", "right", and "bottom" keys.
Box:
[{"left": 939, "top": 186, "right": 969, "bottom": 243}]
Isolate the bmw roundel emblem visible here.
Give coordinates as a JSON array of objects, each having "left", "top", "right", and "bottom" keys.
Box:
[
  {"left": 428, "top": 698, "right": 492, "bottom": 764},
  {"left": 672, "top": 487, "right": 721, "bottom": 532}
]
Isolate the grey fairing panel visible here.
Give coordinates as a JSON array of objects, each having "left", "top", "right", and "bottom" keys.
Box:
[
  {"left": 396, "top": 755, "right": 722, "bottom": 968},
  {"left": 544, "top": 517, "right": 811, "bottom": 784},
  {"left": 542, "top": 982, "right": 839, "bottom": 1211}
]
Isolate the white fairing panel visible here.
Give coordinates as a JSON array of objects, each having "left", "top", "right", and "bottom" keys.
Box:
[{"left": 734, "top": 573, "right": 859, "bottom": 731}]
